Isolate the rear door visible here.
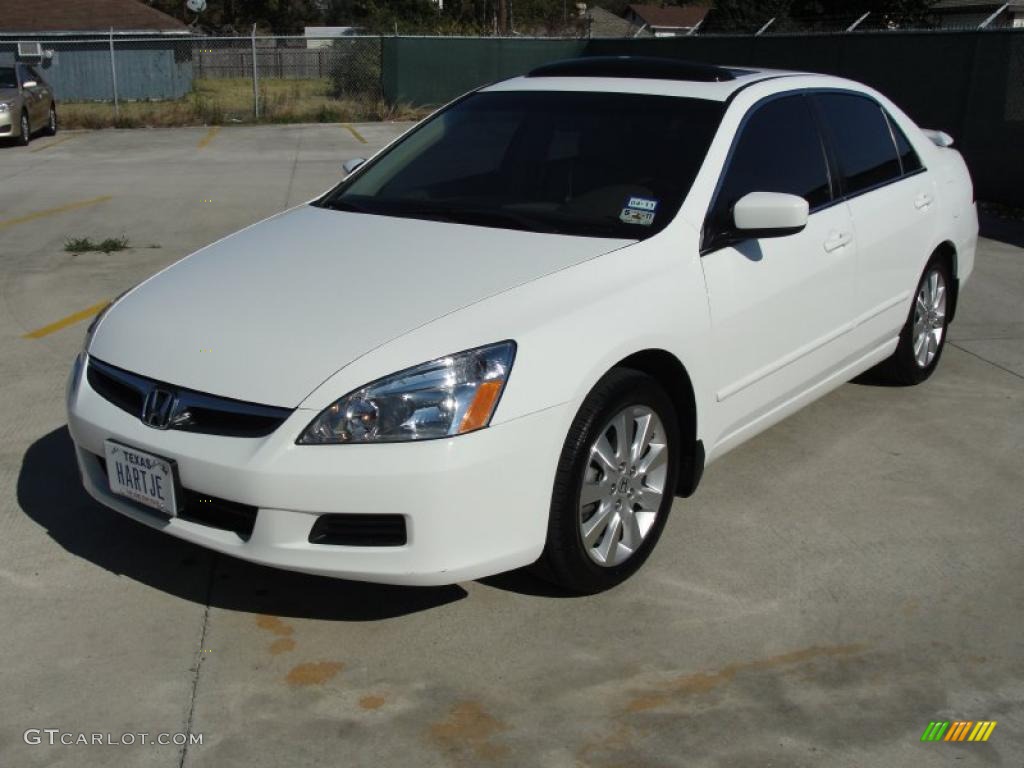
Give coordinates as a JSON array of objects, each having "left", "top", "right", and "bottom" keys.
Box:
[
  {"left": 813, "top": 91, "right": 938, "bottom": 353},
  {"left": 701, "top": 93, "right": 857, "bottom": 447}
]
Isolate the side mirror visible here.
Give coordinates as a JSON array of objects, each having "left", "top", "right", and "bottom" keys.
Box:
[
  {"left": 22, "top": 80, "right": 38, "bottom": 89},
  {"left": 733, "top": 192, "right": 808, "bottom": 238},
  {"left": 342, "top": 158, "right": 366, "bottom": 175}
]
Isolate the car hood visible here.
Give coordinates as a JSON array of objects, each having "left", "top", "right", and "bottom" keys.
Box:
[{"left": 90, "top": 205, "right": 633, "bottom": 407}]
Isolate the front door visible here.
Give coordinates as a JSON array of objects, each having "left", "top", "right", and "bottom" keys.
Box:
[
  {"left": 19, "top": 65, "right": 45, "bottom": 128},
  {"left": 701, "top": 93, "right": 858, "bottom": 451}
]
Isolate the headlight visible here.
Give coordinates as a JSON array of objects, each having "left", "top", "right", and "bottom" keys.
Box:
[
  {"left": 298, "top": 341, "right": 516, "bottom": 444},
  {"left": 0, "top": 101, "right": 13, "bottom": 113}
]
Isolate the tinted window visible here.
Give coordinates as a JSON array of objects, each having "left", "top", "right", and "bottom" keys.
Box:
[
  {"left": 319, "top": 91, "right": 724, "bottom": 240},
  {"left": 886, "top": 113, "right": 923, "bottom": 175},
  {"left": 0, "top": 67, "right": 15, "bottom": 89},
  {"left": 707, "top": 95, "right": 831, "bottom": 245},
  {"left": 816, "top": 93, "right": 901, "bottom": 195}
]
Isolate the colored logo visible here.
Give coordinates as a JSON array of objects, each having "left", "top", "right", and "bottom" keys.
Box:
[{"left": 921, "top": 721, "right": 997, "bottom": 742}]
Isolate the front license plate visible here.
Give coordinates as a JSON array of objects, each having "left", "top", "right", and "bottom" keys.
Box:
[{"left": 104, "top": 441, "right": 179, "bottom": 516}]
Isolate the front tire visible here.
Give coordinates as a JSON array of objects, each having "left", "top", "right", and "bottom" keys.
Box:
[
  {"left": 46, "top": 105, "right": 57, "bottom": 136},
  {"left": 872, "top": 256, "right": 952, "bottom": 385},
  {"left": 18, "top": 111, "right": 30, "bottom": 146},
  {"left": 536, "top": 368, "right": 680, "bottom": 594}
]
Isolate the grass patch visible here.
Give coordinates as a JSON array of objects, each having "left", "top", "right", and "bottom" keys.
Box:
[
  {"left": 65, "top": 236, "right": 130, "bottom": 254},
  {"left": 59, "top": 78, "right": 429, "bottom": 130}
]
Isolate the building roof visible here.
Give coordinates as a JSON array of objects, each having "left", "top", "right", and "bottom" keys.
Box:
[
  {"left": 586, "top": 7, "right": 650, "bottom": 37},
  {"left": 0, "top": 0, "right": 189, "bottom": 34},
  {"left": 304, "top": 26, "right": 363, "bottom": 36},
  {"left": 626, "top": 4, "right": 710, "bottom": 29}
]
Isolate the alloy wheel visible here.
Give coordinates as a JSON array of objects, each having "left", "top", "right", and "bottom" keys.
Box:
[
  {"left": 578, "top": 405, "right": 668, "bottom": 567},
  {"left": 912, "top": 268, "right": 947, "bottom": 368}
]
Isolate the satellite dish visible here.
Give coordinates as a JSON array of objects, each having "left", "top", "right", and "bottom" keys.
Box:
[{"left": 186, "top": 0, "right": 207, "bottom": 13}]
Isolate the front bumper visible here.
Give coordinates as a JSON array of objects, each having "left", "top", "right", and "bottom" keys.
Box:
[
  {"left": 67, "top": 355, "right": 571, "bottom": 586},
  {"left": 0, "top": 109, "right": 13, "bottom": 135}
]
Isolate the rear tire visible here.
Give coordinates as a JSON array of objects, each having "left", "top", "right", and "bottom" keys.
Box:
[
  {"left": 871, "top": 256, "right": 952, "bottom": 385},
  {"left": 535, "top": 368, "right": 680, "bottom": 594},
  {"left": 18, "top": 111, "right": 30, "bottom": 146}
]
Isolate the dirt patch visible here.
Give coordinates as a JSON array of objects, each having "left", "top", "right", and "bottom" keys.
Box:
[
  {"left": 269, "top": 637, "right": 296, "bottom": 655},
  {"left": 359, "top": 694, "right": 386, "bottom": 710},
  {"left": 427, "top": 700, "right": 509, "bottom": 764},
  {"left": 256, "top": 615, "right": 294, "bottom": 637},
  {"left": 286, "top": 661, "right": 344, "bottom": 686},
  {"left": 626, "top": 643, "right": 869, "bottom": 712}
]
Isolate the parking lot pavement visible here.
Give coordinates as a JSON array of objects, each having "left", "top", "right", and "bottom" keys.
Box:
[{"left": 1, "top": 124, "right": 1022, "bottom": 768}]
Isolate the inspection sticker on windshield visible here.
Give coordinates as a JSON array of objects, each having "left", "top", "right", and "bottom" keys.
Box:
[
  {"left": 620, "top": 196, "right": 658, "bottom": 226},
  {"left": 626, "top": 196, "right": 658, "bottom": 212}
]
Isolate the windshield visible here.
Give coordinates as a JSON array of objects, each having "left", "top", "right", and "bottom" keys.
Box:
[
  {"left": 318, "top": 91, "right": 724, "bottom": 239},
  {"left": 0, "top": 67, "right": 16, "bottom": 89}
]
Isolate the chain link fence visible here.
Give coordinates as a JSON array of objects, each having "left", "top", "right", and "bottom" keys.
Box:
[
  {"left": 0, "top": 34, "right": 385, "bottom": 128},
  {"left": 3, "top": 23, "right": 1021, "bottom": 129},
  {"left": 3, "top": 10, "right": 1020, "bottom": 128}
]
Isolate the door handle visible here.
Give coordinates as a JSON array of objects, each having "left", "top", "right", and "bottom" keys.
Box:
[
  {"left": 823, "top": 230, "right": 852, "bottom": 253},
  {"left": 914, "top": 193, "right": 933, "bottom": 210}
]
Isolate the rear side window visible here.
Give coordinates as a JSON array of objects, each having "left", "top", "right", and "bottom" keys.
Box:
[
  {"left": 815, "top": 93, "right": 901, "bottom": 195},
  {"left": 706, "top": 94, "right": 831, "bottom": 247},
  {"left": 886, "top": 113, "right": 923, "bottom": 175}
]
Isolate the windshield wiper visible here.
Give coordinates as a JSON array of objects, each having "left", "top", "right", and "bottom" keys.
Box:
[
  {"left": 320, "top": 198, "right": 633, "bottom": 239},
  {"left": 431, "top": 207, "right": 555, "bottom": 232},
  {"left": 319, "top": 198, "right": 371, "bottom": 214},
  {"left": 358, "top": 201, "right": 550, "bottom": 233}
]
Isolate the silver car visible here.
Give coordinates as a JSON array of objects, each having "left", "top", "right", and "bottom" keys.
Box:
[{"left": 1, "top": 62, "right": 57, "bottom": 146}]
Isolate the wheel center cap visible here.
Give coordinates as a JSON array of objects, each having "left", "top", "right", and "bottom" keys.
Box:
[{"left": 618, "top": 478, "right": 629, "bottom": 494}]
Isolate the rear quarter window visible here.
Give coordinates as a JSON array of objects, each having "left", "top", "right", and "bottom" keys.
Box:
[{"left": 885, "top": 113, "right": 924, "bottom": 175}]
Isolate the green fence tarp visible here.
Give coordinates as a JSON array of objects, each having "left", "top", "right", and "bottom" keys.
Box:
[{"left": 383, "top": 30, "right": 1024, "bottom": 206}]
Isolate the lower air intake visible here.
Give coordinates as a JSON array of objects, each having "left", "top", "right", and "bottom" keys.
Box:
[{"left": 308, "top": 514, "right": 407, "bottom": 547}]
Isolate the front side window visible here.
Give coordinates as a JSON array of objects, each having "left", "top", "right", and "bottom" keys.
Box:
[
  {"left": 318, "top": 91, "right": 724, "bottom": 240},
  {"left": 705, "top": 94, "right": 831, "bottom": 249},
  {"left": 815, "top": 92, "right": 902, "bottom": 195}
]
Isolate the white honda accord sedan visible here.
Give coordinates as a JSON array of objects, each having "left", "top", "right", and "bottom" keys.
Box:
[{"left": 67, "top": 57, "right": 977, "bottom": 593}]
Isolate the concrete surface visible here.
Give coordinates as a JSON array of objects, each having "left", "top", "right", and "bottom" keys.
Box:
[{"left": 0, "top": 124, "right": 1022, "bottom": 768}]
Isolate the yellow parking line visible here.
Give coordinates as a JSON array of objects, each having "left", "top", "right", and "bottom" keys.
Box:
[
  {"left": 342, "top": 123, "right": 367, "bottom": 144},
  {"left": 0, "top": 195, "right": 112, "bottom": 232},
  {"left": 29, "top": 135, "right": 76, "bottom": 153},
  {"left": 23, "top": 300, "right": 110, "bottom": 340},
  {"left": 197, "top": 126, "right": 221, "bottom": 149}
]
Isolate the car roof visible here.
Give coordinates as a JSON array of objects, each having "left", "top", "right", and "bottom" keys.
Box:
[{"left": 482, "top": 56, "right": 843, "bottom": 103}]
